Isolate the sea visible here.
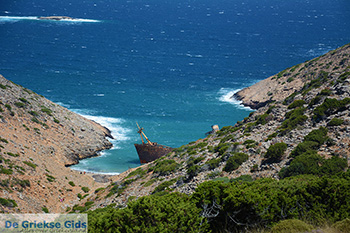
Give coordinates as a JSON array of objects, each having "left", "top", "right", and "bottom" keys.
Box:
[{"left": 1, "top": 0, "right": 350, "bottom": 174}]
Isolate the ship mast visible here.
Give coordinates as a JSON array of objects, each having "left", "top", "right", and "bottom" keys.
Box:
[{"left": 136, "top": 122, "right": 154, "bottom": 145}]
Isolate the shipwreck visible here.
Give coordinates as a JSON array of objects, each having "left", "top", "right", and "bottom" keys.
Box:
[{"left": 134, "top": 123, "right": 173, "bottom": 164}]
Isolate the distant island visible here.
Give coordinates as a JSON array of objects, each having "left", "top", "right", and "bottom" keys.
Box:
[{"left": 38, "top": 16, "right": 75, "bottom": 21}]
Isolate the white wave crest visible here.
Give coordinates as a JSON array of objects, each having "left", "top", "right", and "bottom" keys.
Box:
[
  {"left": 0, "top": 16, "right": 100, "bottom": 23},
  {"left": 73, "top": 110, "right": 131, "bottom": 142},
  {"left": 217, "top": 88, "right": 252, "bottom": 110}
]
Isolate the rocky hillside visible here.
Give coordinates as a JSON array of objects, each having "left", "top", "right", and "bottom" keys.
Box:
[
  {"left": 0, "top": 75, "right": 113, "bottom": 213},
  {"left": 1, "top": 43, "right": 349, "bottom": 215},
  {"left": 85, "top": 43, "right": 350, "bottom": 211}
]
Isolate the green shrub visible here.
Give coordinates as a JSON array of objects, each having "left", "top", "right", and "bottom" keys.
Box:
[
  {"left": 304, "top": 127, "right": 328, "bottom": 145},
  {"left": 23, "top": 161, "right": 36, "bottom": 169},
  {"left": 68, "top": 181, "right": 75, "bottom": 187},
  {"left": 6, "top": 152, "right": 19, "bottom": 157},
  {"left": 287, "top": 100, "right": 306, "bottom": 109},
  {"left": 0, "top": 166, "right": 13, "bottom": 175},
  {"left": 28, "top": 111, "right": 39, "bottom": 116},
  {"left": 152, "top": 159, "right": 179, "bottom": 176},
  {"left": 266, "top": 132, "right": 278, "bottom": 141},
  {"left": 46, "top": 174, "right": 56, "bottom": 182},
  {"left": 328, "top": 117, "right": 344, "bottom": 126},
  {"left": 281, "top": 108, "right": 307, "bottom": 131},
  {"left": 206, "top": 158, "right": 220, "bottom": 170},
  {"left": 88, "top": 192, "right": 209, "bottom": 233},
  {"left": 0, "top": 198, "right": 17, "bottom": 207},
  {"left": 290, "top": 141, "right": 319, "bottom": 158},
  {"left": 290, "top": 127, "right": 328, "bottom": 158},
  {"left": 223, "top": 153, "right": 248, "bottom": 172},
  {"left": 5, "top": 104, "right": 11, "bottom": 111},
  {"left": 187, "top": 165, "right": 201, "bottom": 178},
  {"left": 152, "top": 179, "right": 177, "bottom": 194},
  {"left": 19, "top": 97, "right": 28, "bottom": 103},
  {"left": 313, "top": 98, "right": 350, "bottom": 122},
  {"left": 192, "top": 174, "right": 350, "bottom": 232},
  {"left": 14, "top": 102, "right": 25, "bottom": 108},
  {"left": 214, "top": 143, "right": 230, "bottom": 156},
  {"left": 42, "top": 207, "right": 49, "bottom": 213},
  {"left": 31, "top": 117, "right": 41, "bottom": 124},
  {"left": 81, "top": 187, "right": 90, "bottom": 193},
  {"left": 279, "top": 151, "right": 323, "bottom": 178},
  {"left": 308, "top": 96, "right": 322, "bottom": 107},
  {"left": 126, "top": 167, "right": 146, "bottom": 179},
  {"left": 270, "top": 219, "right": 313, "bottom": 233},
  {"left": 319, "top": 88, "right": 332, "bottom": 96},
  {"left": 264, "top": 142, "right": 287, "bottom": 161},
  {"left": 41, "top": 106, "right": 53, "bottom": 116},
  {"left": 255, "top": 113, "right": 271, "bottom": 125},
  {"left": 143, "top": 179, "right": 157, "bottom": 187}
]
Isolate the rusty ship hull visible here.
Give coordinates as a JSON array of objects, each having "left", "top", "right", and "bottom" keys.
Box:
[{"left": 134, "top": 143, "right": 173, "bottom": 164}]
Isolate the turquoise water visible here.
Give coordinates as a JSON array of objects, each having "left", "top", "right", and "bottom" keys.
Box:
[{"left": 1, "top": 0, "right": 350, "bottom": 173}]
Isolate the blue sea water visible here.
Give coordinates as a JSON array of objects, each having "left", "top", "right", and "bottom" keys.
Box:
[{"left": 1, "top": 0, "right": 350, "bottom": 174}]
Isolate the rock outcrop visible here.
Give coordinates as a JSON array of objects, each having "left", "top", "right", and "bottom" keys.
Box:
[
  {"left": 233, "top": 44, "right": 350, "bottom": 109},
  {"left": 0, "top": 75, "right": 113, "bottom": 213}
]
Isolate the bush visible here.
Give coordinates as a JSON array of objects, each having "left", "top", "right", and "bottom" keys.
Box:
[
  {"left": 192, "top": 174, "right": 350, "bottom": 232},
  {"left": 82, "top": 187, "right": 90, "bottom": 193},
  {"left": 223, "top": 153, "right": 248, "bottom": 172},
  {"left": 319, "top": 88, "right": 332, "bottom": 96},
  {"left": 264, "top": 142, "right": 287, "bottom": 161},
  {"left": 68, "top": 181, "right": 75, "bottom": 187},
  {"left": 281, "top": 108, "right": 308, "bottom": 131},
  {"left": 23, "top": 161, "right": 37, "bottom": 169},
  {"left": 328, "top": 117, "right": 344, "bottom": 126},
  {"left": 281, "top": 151, "right": 347, "bottom": 179},
  {"left": 152, "top": 179, "right": 177, "bottom": 194},
  {"left": 88, "top": 192, "right": 209, "bottom": 233},
  {"left": 14, "top": 102, "right": 25, "bottom": 108},
  {"left": 287, "top": 100, "right": 306, "bottom": 109},
  {"left": 279, "top": 151, "right": 323, "bottom": 178},
  {"left": 187, "top": 164, "right": 201, "bottom": 178},
  {"left": 42, "top": 207, "right": 49, "bottom": 213},
  {"left": 206, "top": 158, "right": 220, "bottom": 170},
  {"left": 0, "top": 198, "right": 17, "bottom": 207},
  {"left": 255, "top": 113, "right": 271, "bottom": 125},
  {"left": 290, "top": 141, "right": 319, "bottom": 158},
  {"left": 270, "top": 219, "right": 313, "bottom": 233},
  {"left": 308, "top": 95, "right": 322, "bottom": 107},
  {"left": 290, "top": 127, "right": 328, "bottom": 158},
  {"left": 41, "top": 107, "right": 53, "bottom": 116},
  {"left": 152, "top": 159, "right": 179, "bottom": 176},
  {"left": 313, "top": 98, "right": 350, "bottom": 122},
  {"left": 214, "top": 143, "right": 230, "bottom": 155},
  {"left": 304, "top": 126, "right": 328, "bottom": 145}
]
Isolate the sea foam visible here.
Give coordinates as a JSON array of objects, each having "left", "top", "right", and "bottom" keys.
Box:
[
  {"left": 75, "top": 111, "right": 131, "bottom": 142},
  {"left": 0, "top": 16, "right": 100, "bottom": 23},
  {"left": 217, "top": 88, "right": 252, "bottom": 111}
]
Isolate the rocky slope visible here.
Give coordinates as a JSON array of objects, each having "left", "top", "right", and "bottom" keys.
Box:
[
  {"left": 0, "top": 75, "right": 113, "bottom": 213},
  {"left": 85, "top": 43, "right": 350, "bottom": 211},
  {"left": 1, "top": 43, "right": 350, "bottom": 215}
]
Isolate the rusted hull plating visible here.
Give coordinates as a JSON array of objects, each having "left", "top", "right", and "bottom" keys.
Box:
[{"left": 134, "top": 143, "right": 173, "bottom": 163}]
